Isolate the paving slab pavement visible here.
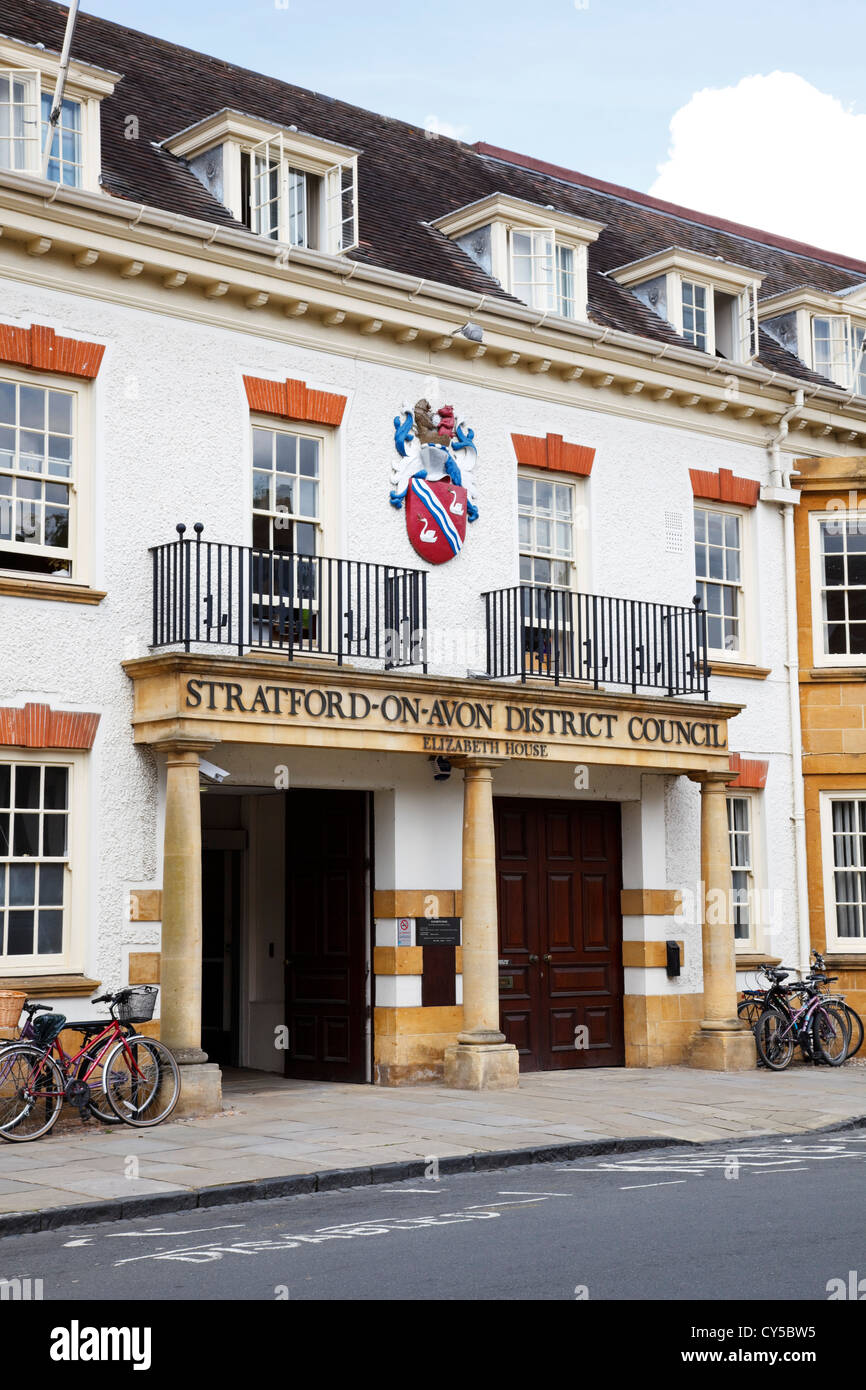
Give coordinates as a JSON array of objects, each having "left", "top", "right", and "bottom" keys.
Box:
[{"left": 0, "top": 1063, "right": 862, "bottom": 1232}]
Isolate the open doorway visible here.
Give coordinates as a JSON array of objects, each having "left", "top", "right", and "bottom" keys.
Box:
[{"left": 201, "top": 797, "right": 246, "bottom": 1067}]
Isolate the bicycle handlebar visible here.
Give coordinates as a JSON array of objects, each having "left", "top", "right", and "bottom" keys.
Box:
[{"left": 22, "top": 1000, "right": 52, "bottom": 1015}]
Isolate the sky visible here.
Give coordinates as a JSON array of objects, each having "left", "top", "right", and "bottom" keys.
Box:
[{"left": 80, "top": 0, "right": 866, "bottom": 260}]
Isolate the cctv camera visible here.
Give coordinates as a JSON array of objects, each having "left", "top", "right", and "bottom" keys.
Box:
[
  {"left": 430, "top": 755, "right": 451, "bottom": 781},
  {"left": 199, "top": 758, "right": 231, "bottom": 785}
]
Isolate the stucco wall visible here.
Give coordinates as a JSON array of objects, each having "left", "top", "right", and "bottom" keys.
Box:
[{"left": 0, "top": 274, "right": 808, "bottom": 1009}]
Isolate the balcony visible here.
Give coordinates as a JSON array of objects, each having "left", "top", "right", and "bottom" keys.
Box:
[
  {"left": 484, "top": 584, "right": 710, "bottom": 699},
  {"left": 151, "top": 526, "right": 427, "bottom": 670}
]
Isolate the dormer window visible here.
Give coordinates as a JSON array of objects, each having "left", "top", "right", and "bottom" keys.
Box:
[
  {"left": 241, "top": 133, "right": 356, "bottom": 250},
  {"left": 162, "top": 111, "right": 359, "bottom": 255},
  {"left": 432, "top": 194, "right": 604, "bottom": 322},
  {"left": 812, "top": 316, "right": 866, "bottom": 394},
  {"left": 0, "top": 37, "right": 119, "bottom": 192},
  {"left": 510, "top": 230, "right": 579, "bottom": 318},
  {"left": 609, "top": 247, "right": 763, "bottom": 363},
  {"left": 760, "top": 288, "right": 866, "bottom": 395}
]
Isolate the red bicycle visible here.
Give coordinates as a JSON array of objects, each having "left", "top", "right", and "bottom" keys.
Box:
[{"left": 0, "top": 987, "right": 180, "bottom": 1142}]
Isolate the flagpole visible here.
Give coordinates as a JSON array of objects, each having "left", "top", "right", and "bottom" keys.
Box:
[{"left": 41, "top": 0, "right": 80, "bottom": 180}]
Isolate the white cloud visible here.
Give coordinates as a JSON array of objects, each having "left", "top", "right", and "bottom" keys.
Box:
[{"left": 650, "top": 73, "right": 866, "bottom": 262}]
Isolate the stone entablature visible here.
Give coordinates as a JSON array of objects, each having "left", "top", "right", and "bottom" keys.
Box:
[{"left": 123, "top": 652, "right": 740, "bottom": 776}]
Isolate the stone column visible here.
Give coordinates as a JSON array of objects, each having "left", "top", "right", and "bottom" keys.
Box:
[
  {"left": 689, "top": 771, "right": 755, "bottom": 1071},
  {"left": 157, "top": 737, "right": 222, "bottom": 1113},
  {"left": 444, "top": 759, "right": 519, "bottom": 1089}
]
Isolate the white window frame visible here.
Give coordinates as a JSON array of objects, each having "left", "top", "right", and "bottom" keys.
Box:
[
  {"left": 245, "top": 133, "right": 358, "bottom": 254},
  {"left": 508, "top": 227, "right": 583, "bottom": 320},
  {"left": 0, "top": 365, "right": 92, "bottom": 587},
  {"left": 0, "top": 36, "right": 114, "bottom": 193},
  {"left": 809, "top": 509, "right": 866, "bottom": 668},
  {"left": 516, "top": 468, "right": 586, "bottom": 592},
  {"left": 693, "top": 501, "right": 753, "bottom": 663},
  {"left": 810, "top": 314, "right": 866, "bottom": 394},
  {"left": 819, "top": 791, "right": 866, "bottom": 954},
  {"left": 249, "top": 415, "right": 337, "bottom": 558},
  {"left": 681, "top": 278, "right": 711, "bottom": 353},
  {"left": 728, "top": 792, "right": 759, "bottom": 951},
  {"left": 0, "top": 749, "right": 87, "bottom": 976},
  {"left": 0, "top": 68, "right": 40, "bottom": 174}
]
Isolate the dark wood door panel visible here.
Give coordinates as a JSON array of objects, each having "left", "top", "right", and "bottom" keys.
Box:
[
  {"left": 285, "top": 789, "right": 367, "bottom": 1082},
  {"left": 496, "top": 797, "right": 624, "bottom": 1072}
]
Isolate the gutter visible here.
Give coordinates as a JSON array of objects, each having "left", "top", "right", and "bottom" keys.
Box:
[{"left": 0, "top": 168, "right": 864, "bottom": 422}]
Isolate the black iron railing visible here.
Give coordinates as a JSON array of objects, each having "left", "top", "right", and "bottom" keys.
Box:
[
  {"left": 483, "top": 584, "right": 710, "bottom": 698},
  {"left": 152, "top": 525, "right": 427, "bottom": 670}
]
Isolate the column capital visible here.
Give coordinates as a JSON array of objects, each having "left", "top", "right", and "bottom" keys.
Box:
[
  {"left": 153, "top": 735, "right": 214, "bottom": 762},
  {"left": 451, "top": 757, "right": 503, "bottom": 774},
  {"left": 688, "top": 769, "right": 734, "bottom": 789}
]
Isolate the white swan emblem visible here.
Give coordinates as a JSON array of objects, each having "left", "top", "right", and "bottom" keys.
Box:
[
  {"left": 448, "top": 488, "right": 464, "bottom": 516},
  {"left": 419, "top": 517, "right": 438, "bottom": 543}
]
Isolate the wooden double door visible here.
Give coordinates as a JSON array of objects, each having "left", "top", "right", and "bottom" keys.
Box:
[
  {"left": 496, "top": 798, "right": 624, "bottom": 1071},
  {"left": 284, "top": 790, "right": 368, "bottom": 1082}
]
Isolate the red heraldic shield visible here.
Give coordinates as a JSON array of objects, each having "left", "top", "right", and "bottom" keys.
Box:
[{"left": 405, "top": 477, "right": 467, "bottom": 565}]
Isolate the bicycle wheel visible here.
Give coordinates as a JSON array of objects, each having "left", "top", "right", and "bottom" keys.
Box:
[
  {"left": 0, "top": 1045, "right": 64, "bottom": 1142},
  {"left": 813, "top": 1006, "right": 849, "bottom": 1066},
  {"left": 755, "top": 1009, "right": 794, "bottom": 1070},
  {"left": 102, "top": 1036, "right": 180, "bottom": 1127},
  {"left": 76, "top": 1041, "right": 125, "bottom": 1125},
  {"left": 844, "top": 1005, "right": 864, "bottom": 1059},
  {"left": 737, "top": 998, "right": 765, "bottom": 1029}
]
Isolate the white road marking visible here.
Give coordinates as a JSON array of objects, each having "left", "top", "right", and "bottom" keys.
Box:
[
  {"left": 370, "top": 1188, "right": 445, "bottom": 1195},
  {"left": 756, "top": 1167, "right": 810, "bottom": 1174},
  {"left": 113, "top": 1209, "right": 503, "bottom": 1265},
  {"left": 466, "top": 1198, "right": 549, "bottom": 1209},
  {"left": 498, "top": 1191, "right": 572, "bottom": 1197},
  {"left": 620, "top": 1180, "right": 687, "bottom": 1190},
  {"left": 104, "top": 1223, "right": 245, "bottom": 1239}
]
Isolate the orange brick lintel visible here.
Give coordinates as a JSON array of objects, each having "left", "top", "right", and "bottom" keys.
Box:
[
  {"left": 511, "top": 431, "right": 595, "bottom": 476},
  {"left": 728, "top": 752, "right": 769, "bottom": 789},
  {"left": 243, "top": 374, "right": 346, "bottom": 427},
  {"left": 690, "top": 466, "right": 759, "bottom": 507},
  {"left": 0, "top": 703, "right": 100, "bottom": 750},
  {"left": 622, "top": 940, "right": 685, "bottom": 969},
  {"left": 0, "top": 322, "right": 105, "bottom": 379}
]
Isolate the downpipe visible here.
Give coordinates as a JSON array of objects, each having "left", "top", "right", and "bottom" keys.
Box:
[{"left": 767, "top": 388, "right": 811, "bottom": 973}]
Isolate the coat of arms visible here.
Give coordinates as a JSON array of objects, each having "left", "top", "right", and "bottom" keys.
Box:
[{"left": 390, "top": 399, "right": 478, "bottom": 565}]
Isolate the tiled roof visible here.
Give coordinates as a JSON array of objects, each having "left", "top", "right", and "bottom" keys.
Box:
[{"left": 3, "top": 0, "right": 865, "bottom": 387}]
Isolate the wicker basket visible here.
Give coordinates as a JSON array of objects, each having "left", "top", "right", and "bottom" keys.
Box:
[
  {"left": 115, "top": 985, "right": 158, "bottom": 1024},
  {"left": 0, "top": 990, "right": 26, "bottom": 1030}
]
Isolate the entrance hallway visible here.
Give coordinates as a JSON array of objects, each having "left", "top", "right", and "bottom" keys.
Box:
[{"left": 0, "top": 1065, "right": 863, "bottom": 1220}]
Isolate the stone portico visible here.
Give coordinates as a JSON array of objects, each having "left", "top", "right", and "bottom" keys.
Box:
[{"left": 124, "top": 652, "right": 753, "bottom": 1112}]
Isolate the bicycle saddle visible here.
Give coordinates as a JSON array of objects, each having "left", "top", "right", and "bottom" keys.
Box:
[{"left": 30, "top": 1013, "right": 67, "bottom": 1047}]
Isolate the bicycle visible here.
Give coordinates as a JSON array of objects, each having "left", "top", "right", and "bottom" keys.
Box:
[
  {"left": 0, "top": 998, "right": 136, "bottom": 1123},
  {"left": 755, "top": 980, "right": 850, "bottom": 1071},
  {"left": 738, "top": 965, "right": 794, "bottom": 1030},
  {"left": 810, "top": 951, "right": 863, "bottom": 1058},
  {"left": 0, "top": 987, "right": 181, "bottom": 1142}
]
